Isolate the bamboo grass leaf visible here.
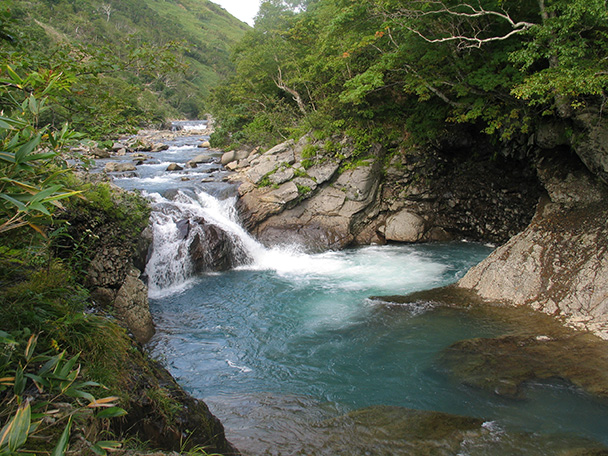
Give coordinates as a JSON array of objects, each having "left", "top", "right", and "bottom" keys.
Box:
[
  {"left": 50, "top": 415, "right": 72, "bottom": 456},
  {"left": 0, "top": 401, "right": 32, "bottom": 451}
]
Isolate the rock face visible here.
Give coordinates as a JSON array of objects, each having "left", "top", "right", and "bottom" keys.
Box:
[
  {"left": 188, "top": 217, "right": 249, "bottom": 272},
  {"left": 116, "top": 348, "right": 239, "bottom": 455},
  {"left": 113, "top": 267, "right": 155, "bottom": 344},
  {"left": 59, "top": 182, "right": 155, "bottom": 344},
  {"left": 229, "top": 135, "right": 540, "bottom": 250},
  {"left": 458, "top": 151, "right": 608, "bottom": 339}
]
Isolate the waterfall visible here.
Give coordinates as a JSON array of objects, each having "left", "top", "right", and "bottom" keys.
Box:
[
  {"left": 144, "top": 187, "right": 353, "bottom": 297},
  {"left": 145, "top": 189, "right": 261, "bottom": 297}
]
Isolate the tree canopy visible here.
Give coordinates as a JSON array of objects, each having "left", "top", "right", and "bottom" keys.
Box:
[{"left": 210, "top": 0, "right": 608, "bottom": 151}]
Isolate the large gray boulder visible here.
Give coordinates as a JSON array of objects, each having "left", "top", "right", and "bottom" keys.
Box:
[
  {"left": 105, "top": 162, "right": 137, "bottom": 173},
  {"left": 383, "top": 210, "right": 426, "bottom": 242}
]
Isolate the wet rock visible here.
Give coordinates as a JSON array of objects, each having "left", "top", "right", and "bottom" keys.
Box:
[
  {"left": 176, "top": 219, "right": 191, "bottom": 240},
  {"left": 188, "top": 218, "right": 249, "bottom": 272},
  {"left": 105, "top": 162, "right": 137, "bottom": 173},
  {"left": 189, "top": 153, "right": 215, "bottom": 165},
  {"left": 373, "top": 287, "right": 608, "bottom": 400},
  {"left": 440, "top": 330, "right": 608, "bottom": 399},
  {"left": 166, "top": 163, "right": 183, "bottom": 171},
  {"left": 132, "top": 152, "right": 152, "bottom": 161},
  {"left": 117, "top": 354, "right": 239, "bottom": 455},
  {"left": 90, "top": 147, "right": 111, "bottom": 158},
  {"left": 209, "top": 393, "right": 608, "bottom": 456}
]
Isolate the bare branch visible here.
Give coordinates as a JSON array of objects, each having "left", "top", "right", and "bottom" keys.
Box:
[
  {"left": 387, "top": 1, "right": 536, "bottom": 49},
  {"left": 273, "top": 66, "right": 308, "bottom": 115}
]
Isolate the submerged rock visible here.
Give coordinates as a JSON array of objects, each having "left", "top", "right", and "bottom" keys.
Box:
[
  {"left": 207, "top": 393, "right": 608, "bottom": 456},
  {"left": 373, "top": 287, "right": 608, "bottom": 400},
  {"left": 440, "top": 331, "right": 608, "bottom": 399}
]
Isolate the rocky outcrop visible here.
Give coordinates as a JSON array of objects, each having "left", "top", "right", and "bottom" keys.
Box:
[
  {"left": 458, "top": 150, "right": 608, "bottom": 339},
  {"left": 111, "top": 335, "right": 239, "bottom": 455},
  {"left": 230, "top": 137, "right": 385, "bottom": 250},
  {"left": 58, "top": 182, "right": 155, "bottom": 344},
  {"left": 228, "top": 135, "right": 540, "bottom": 250}
]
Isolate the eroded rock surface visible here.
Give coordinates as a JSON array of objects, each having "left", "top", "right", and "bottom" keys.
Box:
[
  {"left": 458, "top": 151, "right": 608, "bottom": 338},
  {"left": 228, "top": 135, "right": 538, "bottom": 250}
]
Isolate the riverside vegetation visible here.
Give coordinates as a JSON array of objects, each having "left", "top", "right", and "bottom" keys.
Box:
[
  {"left": 0, "top": 1, "right": 242, "bottom": 454},
  {"left": 2, "top": 0, "right": 608, "bottom": 455}
]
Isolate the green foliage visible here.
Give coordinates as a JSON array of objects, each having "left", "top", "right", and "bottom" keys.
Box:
[
  {"left": 0, "top": 107, "right": 81, "bottom": 235},
  {"left": 0, "top": 330, "right": 126, "bottom": 455},
  {"left": 210, "top": 0, "right": 608, "bottom": 152},
  {"left": 0, "top": 0, "right": 248, "bottom": 136}
]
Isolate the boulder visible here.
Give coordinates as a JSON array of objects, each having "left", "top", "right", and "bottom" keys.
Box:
[
  {"left": 166, "top": 163, "right": 183, "bottom": 171},
  {"left": 90, "top": 147, "right": 111, "bottom": 159},
  {"left": 458, "top": 153, "right": 608, "bottom": 339},
  {"left": 198, "top": 140, "right": 211, "bottom": 148},
  {"left": 113, "top": 267, "right": 155, "bottom": 344},
  {"left": 384, "top": 210, "right": 426, "bottom": 242},
  {"left": 188, "top": 218, "right": 249, "bottom": 271},
  {"left": 221, "top": 149, "right": 251, "bottom": 165},
  {"left": 190, "top": 153, "right": 215, "bottom": 164},
  {"left": 131, "top": 152, "right": 152, "bottom": 161},
  {"left": 105, "top": 162, "right": 137, "bottom": 173},
  {"left": 151, "top": 143, "right": 169, "bottom": 152}
]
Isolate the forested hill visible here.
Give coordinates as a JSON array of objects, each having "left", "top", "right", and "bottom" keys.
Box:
[{"left": 1, "top": 0, "right": 248, "bottom": 137}]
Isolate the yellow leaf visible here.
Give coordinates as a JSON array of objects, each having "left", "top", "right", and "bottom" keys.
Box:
[{"left": 88, "top": 396, "right": 120, "bottom": 408}]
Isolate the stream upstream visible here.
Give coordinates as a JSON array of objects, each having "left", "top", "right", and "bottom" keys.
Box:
[{"left": 103, "top": 124, "right": 608, "bottom": 455}]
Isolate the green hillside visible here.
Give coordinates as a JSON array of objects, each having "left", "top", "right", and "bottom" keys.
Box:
[{"left": 1, "top": 0, "right": 248, "bottom": 136}]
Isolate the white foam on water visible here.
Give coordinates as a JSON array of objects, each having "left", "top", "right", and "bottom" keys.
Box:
[{"left": 145, "top": 189, "right": 451, "bottom": 295}]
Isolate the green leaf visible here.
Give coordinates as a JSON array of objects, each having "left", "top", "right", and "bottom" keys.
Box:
[
  {"left": 39, "top": 352, "right": 63, "bottom": 376},
  {"left": 50, "top": 415, "right": 72, "bottom": 456},
  {"left": 14, "top": 136, "right": 41, "bottom": 165},
  {"left": 95, "top": 407, "right": 127, "bottom": 419},
  {"left": 64, "top": 387, "right": 95, "bottom": 403},
  {"left": 0, "top": 401, "right": 31, "bottom": 451},
  {"left": 0, "top": 194, "right": 28, "bottom": 212},
  {"left": 24, "top": 373, "right": 49, "bottom": 390},
  {"left": 14, "top": 365, "right": 25, "bottom": 396},
  {"left": 57, "top": 353, "right": 80, "bottom": 378}
]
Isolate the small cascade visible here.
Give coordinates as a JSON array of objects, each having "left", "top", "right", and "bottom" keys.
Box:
[{"left": 144, "top": 189, "right": 263, "bottom": 297}]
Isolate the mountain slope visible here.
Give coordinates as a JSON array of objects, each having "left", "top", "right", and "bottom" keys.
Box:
[{"left": 6, "top": 0, "right": 248, "bottom": 123}]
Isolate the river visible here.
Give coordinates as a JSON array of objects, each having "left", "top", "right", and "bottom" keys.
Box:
[{"left": 102, "top": 124, "right": 608, "bottom": 455}]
